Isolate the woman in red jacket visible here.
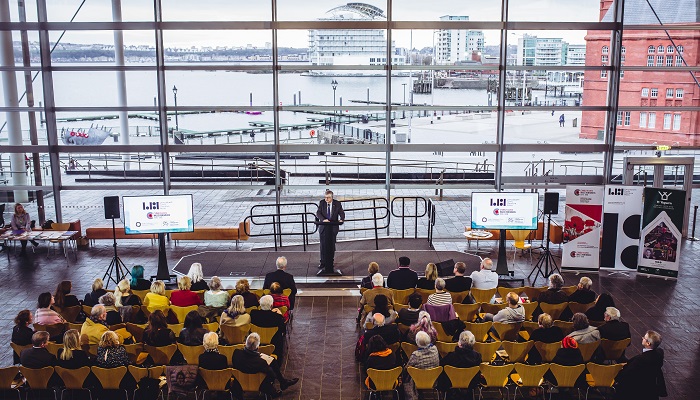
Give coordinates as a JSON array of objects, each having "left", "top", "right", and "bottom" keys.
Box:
[{"left": 169, "top": 276, "right": 202, "bottom": 307}]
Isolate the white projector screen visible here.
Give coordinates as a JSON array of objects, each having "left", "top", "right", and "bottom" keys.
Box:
[
  {"left": 123, "top": 195, "right": 194, "bottom": 234},
  {"left": 470, "top": 192, "right": 539, "bottom": 230}
]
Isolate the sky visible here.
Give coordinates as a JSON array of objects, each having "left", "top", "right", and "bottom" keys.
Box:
[{"left": 8, "top": 0, "right": 604, "bottom": 49}]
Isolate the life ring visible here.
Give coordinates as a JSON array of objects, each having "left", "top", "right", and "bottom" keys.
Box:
[{"left": 310, "top": 130, "right": 316, "bottom": 137}]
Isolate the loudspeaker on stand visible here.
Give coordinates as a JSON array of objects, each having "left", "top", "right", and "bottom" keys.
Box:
[
  {"left": 543, "top": 192, "right": 559, "bottom": 215},
  {"left": 104, "top": 196, "right": 120, "bottom": 219}
]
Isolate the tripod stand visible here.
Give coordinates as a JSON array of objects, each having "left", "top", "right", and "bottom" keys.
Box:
[
  {"left": 528, "top": 213, "right": 560, "bottom": 284},
  {"left": 102, "top": 217, "right": 130, "bottom": 288}
]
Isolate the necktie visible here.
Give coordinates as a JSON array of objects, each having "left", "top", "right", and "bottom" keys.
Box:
[{"left": 328, "top": 204, "right": 331, "bottom": 219}]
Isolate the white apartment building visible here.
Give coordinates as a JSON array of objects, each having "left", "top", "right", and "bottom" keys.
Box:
[{"left": 435, "top": 15, "right": 484, "bottom": 65}]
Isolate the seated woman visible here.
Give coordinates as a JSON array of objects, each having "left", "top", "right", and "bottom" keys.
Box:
[
  {"left": 220, "top": 295, "right": 251, "bottom": 344},
  {"left": 57, "top": 329, "right": 92, "bottom": 369},
  {"left": 143, "top": 281, "right": 170, "bottom": 312},
  {"left": 404, "top": 331, "right": 440, "bottom": 400},
  {"left": 54, "top": 280, "right": 80, "bottom": 311},
  {"left": 178, "top": 310, "right": 208, "bottom": 346},
  {"left": 528, "top": 313, "right": 565, "bottom": 364},
  {"left": 187, "top": 262, "right": 210, "bottom": 291},
  {"left": 143, "top": 310, "right": 176, "bottom": 347},
  {"left": 364, "top": 336, "right": 399, "bottom": 390},
  {"left": 199, "top": 332, "right": 228, "bottom": 370},
  {"left": 12, "top": 310, "right": 34, "bottom": 364},
  {"left": 406, "top": 311, "right": 438, "bottom": 345},
  {"left": 269, "top": 282, "right": 291, "bottom": 323},
  {"left": 537, "top": 273, "right": 568, "bottom": 304},
  {"left": 567, "top": 313, "right": 600, "bottom": 344},
  {"left": 585, "top": 293, "right": 615, "bottom": 323},
  {"left": 235, "top": 279, "right": 259, "bottom": 309},
  {"left": 115, "top": 279, "right": 142, "bottom": 307},
  {"left": 35, "top": 292, "right": 66, "bottom": 325},
  {"left": 544, "top": 336, "right": 586, "bottom": 387},
  {"left": 96, "top": 331, "right": 130, "bottom": 368},
  {"left": 84, "top": 278, "right": 108, "bottom": 307},
  {"left": 204, "top": 276, "right": 229, "bottom": 309},
  {"left": 364, "top": 294, "right": 397, "bottom": 326},
  {"left": 170, "top": 276, "right": 203, "bottom": 307},
  {"left": 99, "top": 292, "right": 123, "bottom": 326},
  {"left": 130, "top": 265, "right": 152, "bottom": 291},
  {"left": 416, "top": 263, "right": 438, "bottom": 290},
  {"left": 360, "top": 262, "right": 380, "bottom": 290},
  {"left": 426, "top": 278, "right": 453, "bottom": 306},
  {"left": 437, "top": 330, "right": 482, "bottom": 393}
]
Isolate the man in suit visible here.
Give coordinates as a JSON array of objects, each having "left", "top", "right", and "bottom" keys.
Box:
[
  {"left": 445, "top": 262, "right": 472, "bottom": 292},
  {"left": 232, "top": 333, "right": 298, "bottom": 398},
  {"left": 250, "top": 295, "right": 286, "bottom": 359},
  {"left": 387, "top": 256, "right": 418, "bottom": 290},
  {"left": 20, "top": 331, "right": 56, "bottom": 368},
  {"left": 316, "top": 190, "right": 345, "bottom": 272},
  {"left": 263, "top": 256, "right": 298, "bottom": 309},
  {"left": 616, "top": 330, "right": 667, "bottom": 400},
  {"left": 597, "top": 307, "right": 631, "bottom": 341}
]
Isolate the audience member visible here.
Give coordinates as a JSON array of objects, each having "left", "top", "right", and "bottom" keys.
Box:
[
  {"left": 235, "top": 279, "right": 259, "bottom": 309},
  {"left": 416, "top": 263, "right": 438, "bottom": 290},
  {"left": 143, "top": 281, "right": 170, "bottom": 311},
  {"left": 20, "top": 331, "right": 56, "bottom": 368},
  {"left": 96, "top": 331, "right": 130, "bottom": 368},
  {"left": 232, "top": 333, "right": 298, "bottom": 398},
  {"left": 199, "top": 332, "right": 228, "bottom": 370},
  {"left": 220, "top": 295, "right": 251, "bottom": 333},
  {"left": 170, "top": 276, "right": 203, "bottom": 307},
  {"left": 531, "top": 313, "right": 564, "bottom": 343},
  {"left": 404, "top": 331, "right": 440, "bottom": 400},
  {"left": 81, "top": 305, "right": 110, "bottom": 345},
  {"left": 11, "top": 203, "right": 39, "bottom": 256},
  {"left": 486, "top": 292, "right": 525, "bottom": 323},
  {"left": 269, "top": 282, "right": 291, "bottom": 322},
  {"left": 537, "top": 273, "right": 568, "bottom": 304},
  {"left": 445, "top": 262, "right": 472, "bottom": 292},
  {"left": 616, "top": 330, "right": 667, "bottom": 400},
  {"left": 204, "top": 276, "right": 229, "bottom": 308},
  {"left": 437, "top": 330, "right": 482, "bottom": 393},
  {"left": 361, "top": 262, "right": 381, "bottom": 289},
  {"left": 406, "top": 311, "right": 438, "bottom": 345},
  {"left": 597, "top": 307, "right": 631, "bottom": 340},
  {"left": 363, "top": 313, "right": 400, "bottom": 350},
  {"left": 12, "top": 310, "right": 34, "bottom": 364},
  {"left": 54, "top": 280, "right": 80, "bottom": 310},
  {"left": 99, "top": 292, "right": 123, "bottom": 325},
  {"left": 178, "top": 310, "right": 207, "bottom": 346},
  {"left": 363, "top": 295, "right": 397, "bottom": 326},
  {"left": 35, "top": 292, "right": 66, "bottom": 325},
  {"left": 143, "top": 310, "right": 176, "bottom": 347},
  {"left": 187, "top": 262, "right": 210, "bottom": 291},
  {"left": 386, "top": 256, "right": 418, "bottom": 290},
  {"left": 114, "top": 279, "right": 142, "bottom": 307},
  {"left": 545, "top": 337, "right": 585, "bottom": 386},
  {"left": 263, "top": 256, "right": 298, "bottom": 309},
  {"left": 568, "top": 276, "right": 597, "bottom": 304},
  {"left": 249, "top": 295, "right": 286, "bottom": 358},
  {"left": 585, "top": 293, "right": 615, "bottom": 322},
  {"left": 469, "top": 258, "right": 498, "bottom": 290},
  {"left": 57, "top": 329, "right": 91, "bottom": 369},
  {"left": 359, "top": 273, "right": 394, "bottom": 319},
  {"left": 427, "top": 278, "right": 453, "bottom": 306},
  {"left": 364, "top": 336, "right": 398, "bottom": 389},
  {"left": 398, "top": 293, "right": 423, "bottom": 326},
  {"left": 130, "top": 265, "right": 151, "bottom": 291},
  {"left": 84, "top": 278, "right": 108, "bottom": 307},
  {"left": 567, "top": 313, "right": 600, "bottom": 344}
]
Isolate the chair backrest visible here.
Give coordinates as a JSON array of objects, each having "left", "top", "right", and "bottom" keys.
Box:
[
  {"left": 577, "top": 340, "right": 600, "bottom": 362},
  {"left": 519, "top": 321, "right": 540, "bottom": 341},
  {"left": 219, "top": 323, "right": 251, "bottom": 345},
  {"left": 453, "top": 303, "right": 480, "bottom": 322},
  {"left": 479, "top": 302, "right": 507, "bottom": 315},
  {"left": 168, "top": 323, "right": 184, "bottom": 337},
  {"left": 391, "top": 288, "right": 415, "bottom": 305},
  {"left": 199, "top": 368, "right": 234, "bottom": 392},
  {"left": 407, "top": 366, "right": 443, "bottom": 390},
  {"left": 470, "top": 288, "right": 497, "bottom": 304},
  {"left": 33, "top": 322, "right": 67, "bottom": 338},
  {"left": 217, "top": 346, "right": 236, "bottom": 366},
  {"left": 19, "top": 366, "right": 55, "bottom": 389},
  {"left": 415, "top": 289, "right": 435, "bottom": 304},
  {"left": 250, "top": 324, "right": 278, "bottom": 345},
  {"left": 132, "top": 290, "right": 150, "bottom": 302},
  {"left": 492, "top": 322, "right": 522, "bottom": 342},
  {"left": 521, "top": 301, "right": 538, "bottom": 321},
  {"left": 55, "top": 366, "right": 90, "bottom": 389},
  {"left": 561, "top": 286, "right": 578, "bottom": 296},
  {"left": 449, "top": 290, "right": 470, "bottom": 304},
  {"left": 479, "top": 364, "right": 513, "bottom": 387},
  {"left": 45, "top": 342, "right": 62, "bottom": 356},
  {"left": 549, "top": 364, "right": 586, "bottom": 388},
  {"left": 10, "top": 342, "right": 32, "bottom": 361},
  {"left": 91, "top": 365, "right": 128, "bottom": 390},
  {"left": 464, "top": 322, "right": 493, "bottom": 342},
  {"left": 435, "top": 341, "right": 458, "bottom": 358},
  {"left": 552, "top": 320, "right": 574, "bottom": 336},
  {"left": 125, "top": 323, "right": 146, "bottom": 343},
  {"left": 401, "top": 342, "right": 418, "bottom": 360},
  {"left": 534, "top": 341, "right": 561, "bottom": 363},
  {"left": 128, "top": 365, "right": 149, "bottom": 382},
  {"left": 498, "top": 286, "right": 525, "bottom": 299},
  {"left": 122, "top": 343, "right": 144, "bottom": 365},
  {"left": 68, "top": 322, "right": 83, "bottom": 332},
  {"left": 393, "top": 303, "right": 407, "bottom": 313},
  {"left": 501, "top": 341, "right": 534, "bottom": 363},
  {"left": 144, "top": 344, "right": 178, "bottom": 365},
  {"left": 170, "top": 305, "right": 198, "bottom": 324},
  {"left": 521, "top": 286, "right": 547, "bottom": 302},
  {"left": 51, "top": 222, "right": 71, "bottom": 231},
  {"left": 177, "top": 344, "right": 205, "bottom": 365},
  {"left": 0, "top": 366, "right": 20, "bottom": 390},
  {"left": 539, "top": 302, "right": 568, "bottom": 321},
  {"left": 251, "top": 289, "right": 265, "bottom": 299},
  {"left": 232, "top": 369, "right": 267, "bottom": 394},
  {"left": 59, "top": 306, "right": 82, "bottom": 324},
  {"left": 443, "top": 365, "right": 480, "bottom": 389},
  {"left": 509, "top": 229, "right": 532, "bottom": 244},
  {"left": 432, "top": 322, "right": 453, "bottom": 342},
  {"left": 567, "top": 301, "right": 595, "bottom": 315},
  {"left": 366, "top": 367, "right": 403, "bottom": 391},
  {"left": 149, "top": 365, "right": 166, "bottom": 379},
  {"left": 204, "top": 322, "right": 219, "bottom": 332},
  {"left": 586, "top": 362, "right": 625, "bottom": 388},
  {"left": 473, "top": 341, "right": 501, "bottom": 363},
  {"left": 600, "top": 338, "right": 631, "bottom": 361},
  {"left": 423, "top": 303, "right": 455, "bottom": 323},
  {"left": 514, "top": 363, "right": 549, "bottom": 387}
]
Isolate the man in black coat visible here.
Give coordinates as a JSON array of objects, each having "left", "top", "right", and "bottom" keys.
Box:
[
  {"left": 232, "top": 333, "right": 298, "bottom": 398},
  {"left": 363, "top": 313, "right": 400, "bottom": 347},
  {"left": 616, "top": 330, "right": 667, "bottom": 400},
  {"left": 387, "top": 256, "right": 418, "bottom": 290},
  {"left": 262, "top": 256, "right": 298, "bottom": 309},
  {"left": 250, "top": 295, "right": 286, "bottom": 358},
  {"left": 437, "top": 331, "right": 482, "bottom": 394},
  {"left": 444, "top": 262, "right": 472, "bottom": 292},
  {"left": 567, "top": 276, "right": 597, "bottom": 304},
  {"left": 315, "top": 190, "right": 345, "bottom": 272},
  {"left": 20, "top": 331, "right": 57, "bottom": 368},
  {"left": 597, "top": 307, "right": 631, "bottom": 341}
]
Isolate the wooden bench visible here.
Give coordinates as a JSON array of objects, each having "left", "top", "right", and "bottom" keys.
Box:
[
  {"left": 171, "top": 220, "right": 250, "bottom": 247},
  {"left": 465, "top": 222, "right": 563, "bottom": 244},
  {"left": 85, "top": 227, "right": 157, "bottom": 244}
]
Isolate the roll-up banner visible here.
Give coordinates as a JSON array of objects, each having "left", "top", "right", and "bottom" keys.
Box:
[
  {"left": 638, "top": 187, "right": 686, "bottom": 278},
  {"left": 600, "top": 186, "right": 644, "bottom": 271},
  {"left": 562, "top": 186, "right": 604, "bottom": 271}
]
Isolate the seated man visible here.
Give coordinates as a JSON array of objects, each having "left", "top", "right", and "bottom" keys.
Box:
[
  {"left": 444, "top": 262, "right": 472, "bottom": 293},
  {"left": 597, "top": 306, "right": 631, "bottom": 340},
  {"left": 232, "top": 333, "right": 298, "bottom": 398},
  {"left": 397, "top": 293, "right": 423, "bottom": 326},
  {"left": 80, "top": 304, "right": 109, "bottom": 345},
  {"left": 616, "top": 330, "right": 667, "bottom": 400},
  {"left": 363, "top": 313, "right": 400, "bottom": 351},
  {"left": 250, "top": 295, "right": 286, "bottom": 358},
  {"left": 358, "top": 273, "right": 394, "bottom": 323},
  {"left": 262, "top": 256, "right": 298, "bottom": 309},
  {"left": 437, "top": 331, "right": 482, "bottom": 393},
  {"left": 567, "top": 276, "right": 597, "bottom": 304},
  {"left": 20, "top": 331, "right": 57, "bottom": 368},
  {"left": 485, "top": 292, "right": 525, "bottom": 323},
  {"left": 386, "top": 256, "right": 418, "bottom": 290},
  {"left": 469, "top": 258, "right": 498, "bottom": 290}
]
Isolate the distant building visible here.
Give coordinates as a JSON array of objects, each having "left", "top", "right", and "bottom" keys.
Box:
[
  {"left": 435, "top": 15, "right": 484, "bottom": 65},
  {"left": 516, "top": 35, "right": 577, "bottom": 67},
  {"left": 581, "top": 0, "right": 700, "bottom": 145},
  {"left": 307, "top": 3, "right": 404, "bottom": 67}
]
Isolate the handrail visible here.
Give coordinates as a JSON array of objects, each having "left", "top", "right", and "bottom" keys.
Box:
[
  {"left": 427, "top": 199, "right": 437, "bottom": 249},
  {"left": 390, "top": 197, "right": 428, "bottom": 239}
]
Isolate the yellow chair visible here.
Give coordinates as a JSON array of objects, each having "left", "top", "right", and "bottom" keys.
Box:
[
  {"left": 10, "top": 343, "right": 32, "bottom": 363},
  {"left": 141, "top": 305, "right": 170, "bottom": 319},
  {"left": 123, "top": 343, "right": 144, "bottom": 364},
  {"left": 198, "top": 368, "right": 234, "bottom": 399},
  {"left": 177, "top": 343, "right": 205, "bottom": 365},
  {"left": 512, "top": 363, "right": 549, "bottom": 400},
  {"left": 491, "top": 322, "right": 522, "bottom": 342},
  {"left": 577, "top": 340, "right": 600, "bottom": 363},
  {"left": 131, "top": 290, "right": 150, "bottom": 302},
  {"left": 539, "top": 302, "right": 568, "bottom": 321},
  {"left": 501, "top": 340, "right": 534, "bottom": 364},
  {"left": 473, "top": 341, "right": 501, "bottom": 363},
  {"left": 366, "top": 367, "right": 402, "bottom": 397},
  {"left": 232, "top": 369, "right": 268, "bottom": 398},
  {"left": 170, "top": 305, "right": 198, "bottom": 324},
  {"left": 478, "top": 364, "right": 513, "bottom": 400},
  {"left": 435, "top": 341, "right": 458, "bottom": 358},
  {"left": 561, "top": 286, "right": 578, "bottom": 296},
  {"left": 519, "top": 321, "right": 540, "bottom": 341},
  {"left": 471, "top": 288, "right": 497, "bottom": 304},
  {"left": 534, "top": 341, "right": 561, "bottom": 363},
  {"left": 449, "top": 290, "right": 470, "bottom": 304},
  {"left": 0, "top": 366, "right": 21, "bottom": 400},
  {"left": 144, "top": 344, "right": 178, "bottom": 365},
  {"left": 464, "top": 322, "right": 493, "bottom": 342},
  {"left": 45, "top": 342, "right": 62, "bottom": 357},
  {"left": 48, "top": 222, "right": 71, "bottom": 257},
  {"left": 67, "top": 322, "right": 83, "bottom": 332},
  {"left": 218, "top": 346, "right": 236, "bottom": 366},
  {"left": 397, "top": 323, "right": 411, "bottom": 337},
  {"left": 568, "top": 301, "right": 595, "bottom": 315},
  {"left": 522, "top": 301, "right": 539, "bottom": 322},
  {"left": 432, "top": 322, "right": 453, "bottom": 342},
  {"left": 480, "top": 302, "right": 507, "bottom": 315},
  {"left": 55, "top": 366, "right": 92, "bottom": 400},
  {"left": 164, "top": 290, "right": 173, "bottom": 300},
  {"left": 168, "top": 323, "right": 184, "bottom": 337},
  {"left": 33, "top": 322, "right": 67, "bottom": 338},
  {"left": 549, "top": 364, "right": 586, "bottom": 398},
  {"left": 92, "top": 366, "right": 128, "bottom": 399},
  {"left": 125, "top": 322, "right": 146, "bottom": 343},
  {"left": 497, "top": 286, "right": 525, "bottom": 300},
  {"left": 204, "top": 322, "right": 219, "bottom": 332},
  {"left": 552, "top": 320, "right": 574, "bottom": 336},
  {"left": 393, "top": 303, "right": 407, "bottom": 313},
  {"left": 585, "top": 362, "right": 625, "bottom": 400},
  {"left": 406, "top": 366, "right": 442, "bottom": 399},
  {"left": 599, "top": 338, "right": 631, "bottom": 363},
  {"left": 219, "top": 323, "right": 251, "bottom": 345},
  {"left": 453, "top": 303, "right": 480, "bottom": 322},
  {"left": 251, "top": 289, "right": 265, "bottom": 299},
  {"left": 415, "top": 289, "right": 435, "bottom": 304},
  {"left": 128, "top": 365, "right": 163, "bottom": 400},
  {"left": 18, "top": 366, "right": 55, "bottom": 400},
  {"left": 401, "top": 342, "right": 418, "bottom": 360},
  {"left": 509, "top": 229, "right": 533, "bottom": 265},
  {"left": 391, "top": 288, "right": 415, "bottom": 305},
  {"left": 58, "top": 305, "right": 82, "bottom": 324},
  {"left": 250, "top": 324, "right": 278, "bottom": 345},
  {"left": 443, "top": 365, "right": 480, "bottom": 391},
  {"left": 522, "top": 286, "right": 547, "bottom": 302}
]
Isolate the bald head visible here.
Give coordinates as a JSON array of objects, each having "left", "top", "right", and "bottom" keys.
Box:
[{"left": 373, "top": 313, "right": 385, "bottom": 327}]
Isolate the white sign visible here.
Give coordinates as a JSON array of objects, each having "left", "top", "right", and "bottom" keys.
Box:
[
  {"left": 562, "top": 186, "right": 604, "bottom": 271},
  {"left": 471, "top": 192, "right": 538, "bottom": 230},
  {"left": 123, "top": 195, "right": 194, "bottom": 234},
  {"left": 600, "top": 186, "right": 643, "bottom": 271}
]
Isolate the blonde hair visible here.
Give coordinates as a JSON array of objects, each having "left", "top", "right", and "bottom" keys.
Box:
[
  {"left": 425, "top": 263, "right": 438, "bottom": 280},
  {"left": 114, "top": 279, "right": 131, "bottom": 307},
  {"left": 227, "top": 295, "right": 245, "bottom": 317},
  {"left": 538, "top": 313, "right": 553, "bottom": 328},
  {"left": 209, "top": 276, "right": 222, "bottom": 291},
  {"left": 92, "top": 278, "right": 104, "bottom": 292},
  {"left": 60, "top": 329, "right": 80, "bottom": 361},
  {"left": 150, "top": 280, "right": 165, "bottom": 295},
  {"left": 99, "top": 331, "right": 120, "bottom": 348},
  {"left": 188, "top": 263, "right": 204, "bottom": 283},
  {"left": 368, "top": 262, "right": 379, "bottom": 275},
  {"left": 235, "top": 279, "right": 250, "bottom": 293},
  {"left": 203, "top": 332, "right": 219, "bottom": 350},
  {"left": 178, "top": 276, "right": 192, "bottom": 291}
]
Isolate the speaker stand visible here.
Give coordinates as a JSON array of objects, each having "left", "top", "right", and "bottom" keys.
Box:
[
  {"left": 495, "top": 229, "right": 509, "bottom": 275},
  {"left": 102, "top": 217, "right": 130, "bottom": 288},
  {"left": 527, "top": 214, "right": 560, "bottom": 284},
  {"left": 154, "top": 233, "right": 176, "bottom": 283}
]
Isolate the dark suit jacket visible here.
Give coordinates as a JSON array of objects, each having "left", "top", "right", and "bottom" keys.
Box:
[
  {"left": 199, "top": 351, "right": 229, "bottom": 370},
  {"left": 232, "top": 348, "right": 269, "bottom": 374},
  {"left": 363, "top": 324, "right": 400, "bottom": 347},
  {"left": 387, "top": 267, "right": 418, "bottom": 290},
  {"left": 445, "top": 276, "right": 472, "bottom": 293},
  {"left": 83, "top": 289, "right": 107, "bottom": 307},
  {"left": 538, "top": 289, "right": 568, "bottom": 304},
  {"left": 616, "top": 348, "right": 666, "bottom": 400},
  {"left": 597, "top": 320, "right": 631, "bottom": 341},
  {"left": 530, "top": 326, "right": 564, "bottom": 343},
  {"left": 20, "top": 347, "right": 57, "bottom": 368},
  {"left": 568, "top": 289, "right": 597, "bottom": 304},
  {"left": 416, "top": 278, "right": 435, "bottom": 290},
  {"left": 249, "top": 309, "right": 285, "bottom": 352},
  {"left": 263, "top": 269, "right": 298, "bottom": 309},
  {"left": 316, "top": 199, "right": 345, "bottom": 234}
]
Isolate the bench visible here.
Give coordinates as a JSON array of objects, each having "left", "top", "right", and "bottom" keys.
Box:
[
  {"left": 171, "top": 220, "right": 250, "bottom": 247},
  {"left": 85, "top": 227, "right": 157, "bottom": 244},
  {"left": 465, "top": 222, "right": 563, "bottom": 244}
]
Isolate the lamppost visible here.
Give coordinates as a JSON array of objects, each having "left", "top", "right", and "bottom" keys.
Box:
[
  {"left": 172, "top": 85, "right": 179, "bottom": 131},
  {"left": 331, "top": 79, "right": 338, "bottom": 115},
  {"left": 402, "top": 83, "right": 407, "bottom": 118}
]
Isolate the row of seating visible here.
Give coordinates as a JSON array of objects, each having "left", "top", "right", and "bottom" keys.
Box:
[{"left": 368, "top": 285, "right": 578, "bottom": 305}]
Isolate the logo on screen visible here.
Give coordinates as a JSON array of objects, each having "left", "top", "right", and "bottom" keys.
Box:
[
  {"left": 143, "top": 201, "right": 159, "bottom": 210},
  {"left": 493, "top": 209, "right": 500, "bottom": 215},
  {"left": 570, "top": 251, "right": 577, "bottom": 257},
  {"left": 147, "top": 213, "right": 154, "bottom": 219},
  {"left": 608, "top": 188, "right": 624, "bottom": 196},
  {"left": 574, "top": 189, "right": 580, "bottom": 196},
  {"left": 490, "top": 198, "right": 506, "bottom": 207}
]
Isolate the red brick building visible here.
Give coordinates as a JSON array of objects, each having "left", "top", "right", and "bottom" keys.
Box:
[{"left": 581, "top": 0, "right": 700, "bottom": 145}]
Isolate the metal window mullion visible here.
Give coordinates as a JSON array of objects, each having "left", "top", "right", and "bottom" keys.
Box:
[
  {"left": 273, "top": 0, "right": 281, "bottom": 205},
  {"left": 154, "top": 0, "right": 170, "bottom": 195},
  {"left": 603, "top": 1, "right": 625, "bottom": 182},
  {"left": 385, "top": 0, "right": 392, "bottom": 234},
  {"left": 494, "top": 0, "right": 509, "bottom": 191}
]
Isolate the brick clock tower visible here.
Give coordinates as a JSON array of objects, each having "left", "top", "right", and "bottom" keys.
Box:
[{"left": 581, "top": 0, "right": 700, "bottom": 145}]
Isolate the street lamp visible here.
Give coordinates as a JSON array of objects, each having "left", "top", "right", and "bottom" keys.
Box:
[
  {"left": 402, "top": 83, "right": 407, "bottom": 118},
  {"left": 331, "top": 80, "right": 338, "bottom": 115},
  {"left": 172, "top": 85, "right": 179, "bottom": 131}
]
